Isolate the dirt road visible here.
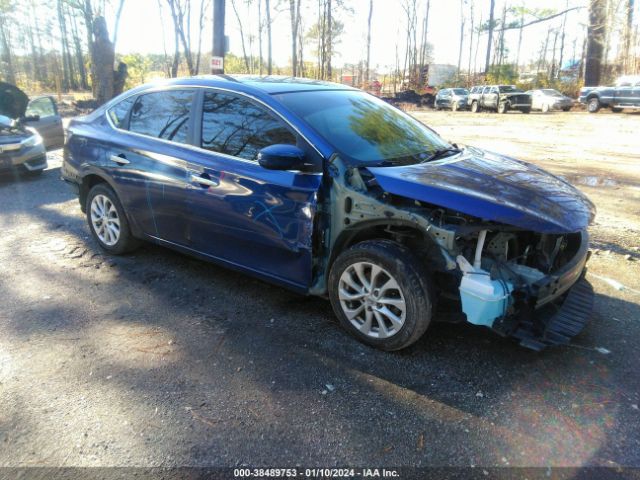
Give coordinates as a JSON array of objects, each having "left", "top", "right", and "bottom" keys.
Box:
[{"left": 0, "top": 110, "right": 639, "bottom": 470}]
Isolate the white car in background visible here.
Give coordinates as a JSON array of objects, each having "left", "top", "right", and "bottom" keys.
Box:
[{"left": 526, "top": 89, "right": 574, "bottom": 113}]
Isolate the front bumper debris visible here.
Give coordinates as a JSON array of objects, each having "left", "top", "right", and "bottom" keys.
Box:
[{"left": 510, "top": 276, "right": 594, "bottom": 351}]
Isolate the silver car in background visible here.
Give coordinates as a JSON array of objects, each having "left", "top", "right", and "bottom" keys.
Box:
[
  {"left": 434, "top": 88, "right": 469, "bottom": 111},
  {"left": 527, "top": 89, "right": 574, "bottom": 113}
]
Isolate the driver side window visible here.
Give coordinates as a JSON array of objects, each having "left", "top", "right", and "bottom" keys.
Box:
[{"left": 200, "top": 91, "right": 296, "bottom": 161}]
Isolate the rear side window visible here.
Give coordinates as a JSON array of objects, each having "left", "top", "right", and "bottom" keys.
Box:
[
  {"left": 200, "top": 91, "right": 296, "bottom": 161},
  {"left": 129, "top": 90, "right": 194, "bottom": 143},
  {"left": 108, "top": 96, "right": 135, "bottom": 129}
]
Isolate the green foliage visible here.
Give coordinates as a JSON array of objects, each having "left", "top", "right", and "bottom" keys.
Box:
[{"left": 486, "top": 64, "right": 518, "bottom": 84}]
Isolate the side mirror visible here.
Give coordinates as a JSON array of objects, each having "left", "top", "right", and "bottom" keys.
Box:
[{"left": 258, "top": 144, "right": 307, "bottom": 171}]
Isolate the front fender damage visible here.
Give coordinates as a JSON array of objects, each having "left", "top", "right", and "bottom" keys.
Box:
[{"left": 313, "top": 157, "right": 594, "bottom": 351}]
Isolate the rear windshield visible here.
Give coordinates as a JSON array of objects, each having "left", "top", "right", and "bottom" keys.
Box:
[
  {"left": 275, "top": 90, "right": 449, "bottom": 166},
  {"left": 452, "top": 89, "right": 468, "bottom": 95}
]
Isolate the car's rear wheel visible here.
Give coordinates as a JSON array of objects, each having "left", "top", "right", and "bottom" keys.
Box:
[
  {"left": 542, "top": 103, "right": 550, "bottom": 113},
  {"left": 611, "top": 107, "right": 623, "bottom": 113},
  {"left": 471, "top": 101, "right": 479, "bottom": 113},
  {"left": 86, "top": 183, "right": 139, "bottom": 254},
  {"left": 521, "top": 107, "right": 531, "bottom": 114},
  {"left": 587, "top": 97, "right": 600, "bottom": 113},
  {"left": 328, "top": 240, "right": 433, "bottom": 351},
  {"left": 562, "top": 107, "right": 571, "bottom": 112}
]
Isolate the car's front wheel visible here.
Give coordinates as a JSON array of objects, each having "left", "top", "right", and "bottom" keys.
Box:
[
  {"left": 471, "top": 101, "right": 479, "bottom": 113},
  {"left": 587, "top": 97, "right": 600, "bottom": 113},
  {"left": 328, "top": 240, "right": 433, "bottom": 351},
  {"left": 452, "top": 101, "right": 459, "bottom": 112},
  {"left": 498, "top": 102, "right": 509, "bottom": 114},
  {"left": 86, "top": 183, "right": 139, "bottom": 254}
]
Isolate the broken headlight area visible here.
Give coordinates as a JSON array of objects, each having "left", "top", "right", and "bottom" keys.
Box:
[{"left": 436, "top": 218, "right": 592, "bottom": 351}]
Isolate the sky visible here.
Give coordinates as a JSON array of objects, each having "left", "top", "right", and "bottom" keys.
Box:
[{"left": 111, "top": 0, "right": 591, "bottom": 72}]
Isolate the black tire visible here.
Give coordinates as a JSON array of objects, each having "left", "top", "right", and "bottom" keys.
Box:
[
  {"left": 611, "top": 107, "right": 623, "bottom": 113},
  {"left": 587, "top": 97, "right": 600, "bottom": 113},
  {"left": 562, "top": 107, "right": 571, "bottom": 112},
  {"left": 328, "top": 240, "right": 434, "bottom": 351},
  {"left": 521, "top": 107, "right": 531, "bottom": 114},
  {"left": 498, "top": 102, "right": 509, "bottom": 114},
  {"left": 85, "top": 183, "right": 139, "bottom": 255},
  {"left": 471, "top": 101, "right": 479, "bottom": 113}
]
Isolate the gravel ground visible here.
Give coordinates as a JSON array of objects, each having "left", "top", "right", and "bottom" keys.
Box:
[{"left": 0, "top": 110, "right": 639, "bottom": 470}]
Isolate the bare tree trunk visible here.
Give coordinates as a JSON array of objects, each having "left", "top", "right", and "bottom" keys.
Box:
[
  {"left": 467, "top": 0, "right": 474, "bottom": 84},
  {"left": 168, "top": 0, "right": 195, "bottom": 75},
  {"left": 484, "top": 0, "right": 495, "bottom": 74},
  {"left": 457, "top": 0, "right": 465, "bottom": 80},
  {"left": 550, "top": 28, "right": 559, "bottom": 80},
  {"left": 266, "top": 0, "right": 272, "bottom": 74},
  {"left": 195, "top": 0, "right": 209, "bottom": 75},
  {"left": 418, "top": 0, "right": 430, "bottom": 87},
  {"left": 473, "top": 11, "right": 482, "bottom": 75},
  {"left": 624, "top": 0, "right": 635, "bottom": 72},
  {"left": 231, "top": 0, "right": 251, "bottom": 72},
  {"left": 57, "top": 0, "right": 71, "bottom": 90},
  {"left": 289, "top": 0, "right": 300, "bottom": 76},
  {"left": 112, "top": 0, "right": 126, "bottom": 51},
  {"left": 258, "top": 0, "right": 264, "bottom": 74},
  {"left": 70, "top": 12, "right": 89, "bottom": 89},
  {"left": 557, "top": 0, "right": 568, "bottom": 78},
  {"left": 92, "top": 16, "right": 115, "bottom": 105},
  {"left": 515, "top": 7, "right": 524, "bottom": 74},
  {"left": 365, "top": 0, "right": 373, "bottom": 84},
  {"left": 326, "top": 0, "right": 332, "bottom": 80},
  {"left": 585, "top": 0, "right": 607, "bottom": 85}
]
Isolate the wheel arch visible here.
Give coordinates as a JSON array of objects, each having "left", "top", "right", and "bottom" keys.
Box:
[
  {"left": 326, "top": 219, "right": 435, "bottom": 277},
  {"left": 79, "top": 172, "right": 116, "bottom": 213}
]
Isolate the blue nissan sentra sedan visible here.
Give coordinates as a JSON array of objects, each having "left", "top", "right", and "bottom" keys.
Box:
[{"left": 62, "top": 75, "right": 596, "bottom": 351}]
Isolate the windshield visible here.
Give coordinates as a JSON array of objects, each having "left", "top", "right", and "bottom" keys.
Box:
[
  {"left": 498, "top": 85, "right": 522, "bottom": 93},
  {"left": 275, "top": 90, "right": 450, "bottom": 165},
  {"left": 452, "top": 88, "right": 468, "bottom": 95},
  {"left": 542, "top": 89, "right": 563, "bottom": 97}
]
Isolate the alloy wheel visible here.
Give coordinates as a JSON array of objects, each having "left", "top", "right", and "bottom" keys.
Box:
[
  {"left": 90, "top": 194, "right": 121, "bottom": 246},
  {"left": 338, "top": 261, "right": 406, "bottom": 339}
]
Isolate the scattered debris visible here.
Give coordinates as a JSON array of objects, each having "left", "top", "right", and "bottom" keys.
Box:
[
  {"left": 632, "top": 404, "right": 638, "bottom": 411},
  {"left": 475, "top": 391, "right": 484, "bottom": 398},
  {"left": 325, "top": 383, "right": 335, "bottom": 392},
  {"left": 595, "top": 347, "right": 611, "bottom": 355}
]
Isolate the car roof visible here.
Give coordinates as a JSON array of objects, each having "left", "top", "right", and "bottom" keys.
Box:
[{"left": 138, "top": 74, "right": 358, "bottom": 96}]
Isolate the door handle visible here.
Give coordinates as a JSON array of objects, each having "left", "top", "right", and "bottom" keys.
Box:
[
  {"left": 190, "top": 174, "right": 219, "bottom": 188},
  {"left": 110, "top": 154, "right": 130, "bottom": 165}
]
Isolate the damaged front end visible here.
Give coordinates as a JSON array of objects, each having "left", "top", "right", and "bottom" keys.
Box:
[
  {"left": 454, "top": 226, "right": 593, "bottom": 351},
  {"left": 319, "top": 149, "right": 596, "bottom": 351}
]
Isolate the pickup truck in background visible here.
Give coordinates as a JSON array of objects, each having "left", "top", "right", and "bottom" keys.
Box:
[
  {"left": 579, "top": 75, "right": 640, "bottom": 113},
  {"left": 468, "top": 85, "right": 532, "bottom": 114}
]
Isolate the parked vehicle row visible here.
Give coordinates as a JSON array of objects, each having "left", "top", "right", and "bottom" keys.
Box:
[
  {"left": 434, "top": 85, "right": 575, "bottom": 114},
  {"left": 59, "top": 75, "right": 596, "bottom": 352}
]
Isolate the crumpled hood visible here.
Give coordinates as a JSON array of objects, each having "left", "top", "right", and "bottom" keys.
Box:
[
  {"left": 366, "top": 147, "right": 596, "bottom": 233},
  {"left": 0, "top": 81, "right": 29, "bottom": 119}
]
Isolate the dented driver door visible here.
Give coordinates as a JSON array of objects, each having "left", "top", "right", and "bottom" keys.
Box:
[{"left": 184, "top": 90, "right": 322, "bottom": 291}]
